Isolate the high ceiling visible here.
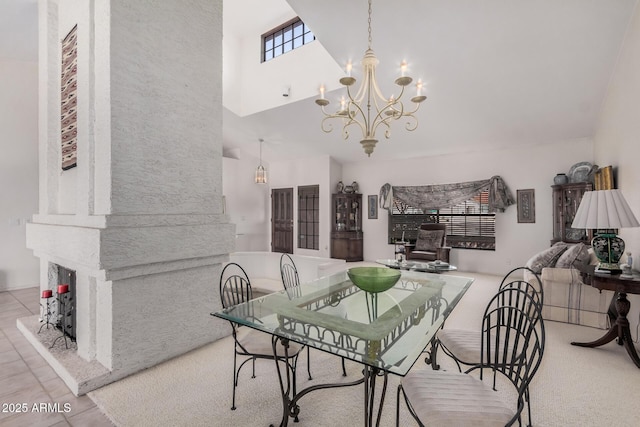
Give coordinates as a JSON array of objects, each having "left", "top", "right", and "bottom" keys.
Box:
[
  {"left": 3, "top": 0, "right": 637, "bottom": 164},
  {"left": 229, "top": 0, "right": 638, "bottom": 163}
]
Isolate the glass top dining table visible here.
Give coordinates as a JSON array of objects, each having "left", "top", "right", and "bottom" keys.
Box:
[{"left": 212, "top": 268, "right": 473, "bottom": 426}]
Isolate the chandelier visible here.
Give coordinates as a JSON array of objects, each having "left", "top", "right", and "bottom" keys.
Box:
[
  {"left": 315, "top": 0, "right": 426, "bottom": 156},
  {"left": 255, "top": 138, "right": 267, "bottom": 184}
]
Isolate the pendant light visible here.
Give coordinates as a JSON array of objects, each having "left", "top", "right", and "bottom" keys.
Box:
[{"left": 255, "top": 138, "right": 267, "bottom": 184}]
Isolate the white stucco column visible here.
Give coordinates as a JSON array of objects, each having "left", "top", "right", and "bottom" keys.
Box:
[{"left": 25, "top": 0, "right": 234, "bottom": 394}]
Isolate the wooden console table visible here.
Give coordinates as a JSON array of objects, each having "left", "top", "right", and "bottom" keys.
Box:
[{"left": 571, "top": 265, "right": 640, "bottom": 368}]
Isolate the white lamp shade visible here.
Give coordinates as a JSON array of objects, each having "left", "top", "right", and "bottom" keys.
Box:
[{"left": 571, "top": 189, "right": 640, "bottom": 229}]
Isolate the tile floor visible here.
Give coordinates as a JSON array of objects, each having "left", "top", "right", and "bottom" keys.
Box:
[{"left": 0, "top": 287, "right": 113, "bottom": 426}]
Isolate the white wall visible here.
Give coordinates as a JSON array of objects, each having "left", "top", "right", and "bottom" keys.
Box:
[
  {"left": 342, "top": 139, "right": 594, "bottom": 275},
  {"left": 593, "top": 2, "right": 640, "bottom": 328},
  {"left": 223, "top": 138, "right": 596, "bottom": 275},
  {"left": 222, "top": 4, "right": 343, "bottom": 117},
  {"left": 222, "top": 156, "right": 270, "bottom": 251},
  {"left": 593, "top": 1, "right": 640, "bottom": 260},
  {"left": 0, "top": 60, "right": 39, "bottom": 290},
  {"left": 270, "top": 155, "right": 333, "bottom": 258},
  {"left": 222, "top": 153, "right": 340, "bottom": 257}
]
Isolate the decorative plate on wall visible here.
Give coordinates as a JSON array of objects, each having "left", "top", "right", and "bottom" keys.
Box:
[{"left": 568, "top": 162, "right": 593, "bottom": 183}]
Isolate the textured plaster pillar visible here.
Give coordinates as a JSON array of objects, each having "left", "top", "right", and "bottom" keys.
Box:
[{"left": 24, "top": 0, "right": 233, "bottom": 394}]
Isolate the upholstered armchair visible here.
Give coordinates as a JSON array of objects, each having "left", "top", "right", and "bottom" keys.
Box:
[{"left": 404, "top": 223, "right": 451, "bottom": 263}]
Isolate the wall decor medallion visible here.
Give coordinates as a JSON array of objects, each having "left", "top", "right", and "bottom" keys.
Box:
[
  {"left": 61, "top": 24, "right": 78, "bottom": 171},
  {"left": 517, "top": 189, "right": 535, "bottom": 223}
]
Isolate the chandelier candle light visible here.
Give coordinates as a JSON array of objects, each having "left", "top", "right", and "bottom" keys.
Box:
[{"left": 315, "top": 0, "right": 426, "bottom": 156}]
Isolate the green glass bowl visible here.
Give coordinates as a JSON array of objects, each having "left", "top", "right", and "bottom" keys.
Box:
[{"left": 347, "top": 267, "right": 401, "bottom": 293}]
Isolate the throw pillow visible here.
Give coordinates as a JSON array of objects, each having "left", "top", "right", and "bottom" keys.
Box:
[
  {"left": 525, "top": 242, "right": 569, "bottom": 273},
  {"left": 415, "top": 229, "right": 444, "bottom": 251},
  {"left": 555, "top": 243, "right": 590, "bottom": 269}
]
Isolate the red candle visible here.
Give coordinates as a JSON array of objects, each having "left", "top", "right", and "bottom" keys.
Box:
[
  {"left": 58, "top": 284, "right": 69, "bottom": 294},
  {"left": 42, "top": 289, "right": 53, "bottom": 298}
]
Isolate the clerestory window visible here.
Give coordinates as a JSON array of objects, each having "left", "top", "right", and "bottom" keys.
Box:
[{"left": 262, "top": 17, "right": 315, "bottom": 62}]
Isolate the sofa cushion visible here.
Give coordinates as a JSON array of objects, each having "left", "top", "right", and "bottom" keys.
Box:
[
  {"left": 555, "top": 243, "right": 590, "bottom": 269},
  {"left": 526, "top": 242, "right": 569, "bottom": 273},
  {"left": 415, "top": 229, "right": 444, "bottom": 251}
]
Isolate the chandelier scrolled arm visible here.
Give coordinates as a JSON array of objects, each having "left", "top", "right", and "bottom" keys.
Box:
[
  {"left": 314, "top": 0, "right": 427, "bottom": 156},
  {"left": 372, "top": 88, "right": 407, "bottom": 134},
  {"left": 402, "top": 112, "right": 420, "bottom": 132},
  {"left": 371, "top": 106, "right": 397, "bottom": 140},
  {"left": 319, "top": 114, "right": 335, "bottom": 134}
]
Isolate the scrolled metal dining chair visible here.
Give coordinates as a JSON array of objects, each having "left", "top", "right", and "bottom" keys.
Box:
[
  {"left": 279, "top": 253, "right": 347, "bottom": 378},
  {"left": 430, "top": 267, "right": 543, "bottom": 371},
  {"left": 280, "top": 253, "right": 301, "bottom": 292},
  {"left": 397, "top": 286, "right": 546, "bottom": 427},
  {"left": 500, "top": 266, "right": 544, "bottom": 306},
  {"left": 218, "top": 262, "right": 303, "bottom": 411},
  {"left": 429, "top": 267, "right": 544, "bottom": 424}
]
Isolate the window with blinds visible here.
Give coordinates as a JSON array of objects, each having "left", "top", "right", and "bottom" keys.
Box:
[
  {"left": 298, "top": 185, "right": 319, "bottom": 250},
  {"left": 262, "top": 17, "right": 315, "bottom": 62},
  {"left": 388, "top": 191, "right": 496, "bottom": 250}
]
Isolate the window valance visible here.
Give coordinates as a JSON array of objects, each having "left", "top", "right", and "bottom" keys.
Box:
[{"left": 379, "top": 176, "right": 515, "bottom": 213}]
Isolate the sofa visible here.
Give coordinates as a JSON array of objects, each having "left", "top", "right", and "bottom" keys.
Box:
[
  {"left": 227, "top": 251, "right": 347, "bottom": 298},
  {"left": 524, "top": 242, "right": 614, "bottom": 329}
]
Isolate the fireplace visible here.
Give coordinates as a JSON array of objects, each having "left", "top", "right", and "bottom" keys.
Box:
[
  {"left": 21, "top": 0, "right": 233, "bottom": 396},
  {"left": 48, "top": 264, "right": 76, "bottom": 342}
]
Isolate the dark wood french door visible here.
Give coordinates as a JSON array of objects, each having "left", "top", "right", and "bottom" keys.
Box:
[{"left": 272, "top": 188, "right": 293, "bottom": 253}]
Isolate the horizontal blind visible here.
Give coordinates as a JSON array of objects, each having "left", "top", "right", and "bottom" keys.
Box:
[{"left": 389, "top": 191, "right": 495, "bottom": 250}]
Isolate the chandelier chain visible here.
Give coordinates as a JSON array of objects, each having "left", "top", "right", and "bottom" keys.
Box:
[{"left": 367, "top": 0, "right": 372, "bottom": 49}]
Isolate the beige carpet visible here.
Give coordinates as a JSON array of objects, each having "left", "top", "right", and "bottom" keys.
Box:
[{"left": 89, "top": 271, "right": 640, "bottom": 426}]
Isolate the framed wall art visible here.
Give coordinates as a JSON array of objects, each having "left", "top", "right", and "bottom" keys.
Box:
[
  {"left": 61, "top": 24, "right": 78, "bottom": 171},
  {"left": 517, "top": 189, "right": 535, "bottom": 223},
  {"left": 368, "top": 195, "right": 378, "bottom": 219}
]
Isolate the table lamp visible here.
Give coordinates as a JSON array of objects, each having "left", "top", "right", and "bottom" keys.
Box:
[{"left": 571, "top": 189, "right": 639, "bottom": 273}]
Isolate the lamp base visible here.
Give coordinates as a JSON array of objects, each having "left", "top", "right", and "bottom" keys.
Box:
[
  {"left": 592, "top": 231, "right": 625, "bottom": 275},
  {"left": 595, "top": 263, "right": 622, "bottom": 274}
]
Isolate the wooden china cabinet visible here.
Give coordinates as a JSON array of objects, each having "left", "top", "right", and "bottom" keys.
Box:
[
  {"left": 331, "top": 193, "right": 363, "bottom": 261},
  {"left": 551, "top": 182, "right": 593, "bottom": 245}
]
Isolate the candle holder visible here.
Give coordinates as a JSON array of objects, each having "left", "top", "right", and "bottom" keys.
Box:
[
  {"left": 51, "top": 288, "right": 71, "bottom": 349},
  {"left": 38, "top": 290, "right": 55, "bottom": 334}
]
